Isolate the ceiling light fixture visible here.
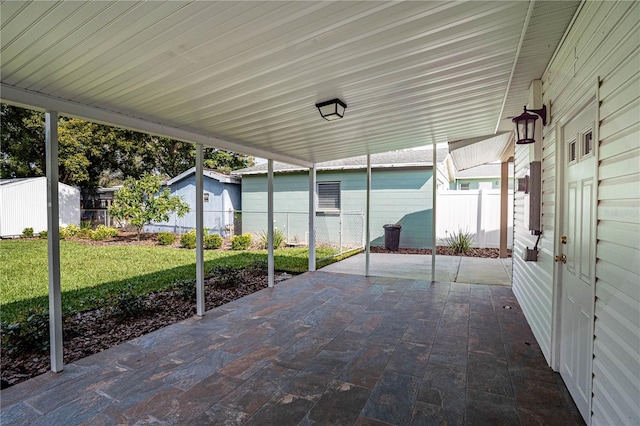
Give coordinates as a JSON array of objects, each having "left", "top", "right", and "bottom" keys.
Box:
[
  {"left": 512, "top": 105, "right": 547, "bottom": 144},
  {"left": 315, "top": 98, "right": 347, "bottom": 121}
]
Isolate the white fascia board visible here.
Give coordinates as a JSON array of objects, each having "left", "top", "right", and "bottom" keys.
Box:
[
  {"left": 235, "top": 162, "right": 433, "bottom": 176},
  {"left": 1, "top": 84, "right": 312, "bottom": 168}
]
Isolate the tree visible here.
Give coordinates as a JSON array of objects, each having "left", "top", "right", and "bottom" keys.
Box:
[
  {"left": 108, "top": 174, "right": 190, "bottom": 240},
  {"left": 1, "top": 104, "right": 255, "bottom": 190}
]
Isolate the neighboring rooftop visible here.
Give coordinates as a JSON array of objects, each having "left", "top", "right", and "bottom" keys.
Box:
[{"left": 234, "top": 148, "right": 449, "bottom": 175}]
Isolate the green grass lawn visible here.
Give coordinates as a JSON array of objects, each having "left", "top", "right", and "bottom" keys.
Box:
[{"left": 0, "top": 239, "right": 345, "bottom": 323}]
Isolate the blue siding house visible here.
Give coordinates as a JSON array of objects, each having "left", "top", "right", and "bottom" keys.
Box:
[
  {"left": 144, "top": 167, "right": 240, "bottom": 235},
  {"left": 233, "top": 149, "right": 450, "bottom": 249}
]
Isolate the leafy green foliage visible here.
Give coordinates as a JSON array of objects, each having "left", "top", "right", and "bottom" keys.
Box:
[
  {"left": 209, "top": 265, "right": 244, "bottom": 289},
  {"left": 21, "top": 228, "right": 34, "bottom": 238},
  {"left": 444, "top": 229, "right": 475, "bottom": 254},
  {"left": 157, "top": 232, "right": 176, "bottom": 246},
  {"left": 38, "top": 230, "right": 47, "bottom": 239},
  {"left": 205, "top": 234, "right": 223, "bottom": 250},
  {"left": 104, "top": 284, "right": 148, "bottom": 320},
  {"left": 89, "top": 225, "right": 119, "bottom": 241},
  {"left": 172, "top": 279, "right": 196, "bottom": 301},
  {"left": 230, "top": 233, "right": 252, "bottom": 250},
  {"left": 258, "top": 228, "right": 286, "bottom": 249},
  {"left": 65, "top": 224, "right": 80, "bottom": 237},
  {"left": 108, "top": 174, "right": 190, "bottom": 239},
  {"left": 0, "top": 307, "right": 50, "bottom": 354},
  {"left": 180, "top": 231, "right": 196, "bottom": 249},
  {"left": 1, "top": 104, "right": 254, "bottom": 190}
]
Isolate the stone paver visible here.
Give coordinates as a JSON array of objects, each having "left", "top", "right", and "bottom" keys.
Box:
[{"left": 1, "top": 271, "right": 582, "bottom": 425}]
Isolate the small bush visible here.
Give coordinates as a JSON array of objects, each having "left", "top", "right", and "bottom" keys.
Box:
[
  {"left": 258, "top": 228, "right": 286, "bottom": 249},
  {"left": 65, "top": 223, "right": 80, "bottom": 237},
  {"left": 157, "top": 232, "right": 176, "bottom": 246},
  {"left": 444, "top": 229, "right": 475, "bottom": 254},
  {"left": 204, "top": 234, "right": 223, "bottom": 249},
  {"left": 90, "top": 225, "right": 119, "bottom": 241},
  {"left": 180, "top": 231, "right": 196, "bottom": 249},
  {"left": 104, "top": 284, "right": 147, "bottom": 320},
  {"left": 38, "top": 230, "right": 48, "bottom": 239},
  {"left": 80, "top": 220, "right": 92, "bottom": 230},
  {"left": 77, "top": 228, "right": 92, "bottom": 239},
  {"left": 172, "top": 279, "right": 196, "bottom": 301},
  {"left": 230, "top": 233, "right": 252, "bottom": 250},
  {"left": 209, "top": 265, "right": 244, "bottom": 289},
  {"left": 59, "top": 226, "right": 68, "bottom": 239},
  {"left": 21, "top": 227, "right": 34, "bottom": 238},
  {"left": 1, "top": 307, "right": 49, "bottom": 355}
]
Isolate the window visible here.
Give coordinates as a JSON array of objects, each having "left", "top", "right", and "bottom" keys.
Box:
[
  {"left": 317, "top": 182, "right": 340, "bottom": 211},
  {"left": 203, "top": 193, "right": 210, "bottom": 203},
  {"left": 460, "top": 183, "right": 470, "bottom": 190},
  {"left": 568, "top": 139, "right": 577, "bottom": 163},
  {"left": 583, "top": 130, "right": 593, "bottom": 157}
]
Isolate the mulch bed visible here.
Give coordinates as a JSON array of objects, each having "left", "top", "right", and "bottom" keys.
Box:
[{"left": 370, "top": 245, "right": 512, "bottom": 258}]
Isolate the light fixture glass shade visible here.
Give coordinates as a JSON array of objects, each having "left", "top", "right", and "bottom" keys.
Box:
[
  {"left": 512, "top": 108, "right": 538, "bottom": 144},
  {"left": 315, "top": 98, "right": 347, "bottom": 121}
]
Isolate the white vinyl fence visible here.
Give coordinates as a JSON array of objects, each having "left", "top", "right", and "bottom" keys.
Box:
[{"left": 436, "top": 189, "right": 513, "bottom": 248}]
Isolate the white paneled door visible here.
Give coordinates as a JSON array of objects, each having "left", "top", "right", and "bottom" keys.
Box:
[{"left": 559, "top": 103, "right": 596, "bottom": 423}]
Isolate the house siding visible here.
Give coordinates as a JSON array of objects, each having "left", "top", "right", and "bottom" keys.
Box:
[
  {"left": 145, "top": 175, "right": 240, "bottom": 235},
  {"left": 513, "top": 1, "right": 640, "bottom": 424},
  {"left": 241, "top": 168, "right": 434, "bottom": 249}
]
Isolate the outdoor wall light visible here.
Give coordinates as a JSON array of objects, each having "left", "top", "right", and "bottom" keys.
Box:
[
  {"left": 315, "top": 98, "right": 347, "bottom": 121},
  {"left": 512, "top": 105, "right": 547, "bottom": 144}
]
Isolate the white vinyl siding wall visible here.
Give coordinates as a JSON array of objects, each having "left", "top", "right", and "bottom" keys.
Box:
[{"left": 513, "top": 1, "right": 640, "bottom": 424}]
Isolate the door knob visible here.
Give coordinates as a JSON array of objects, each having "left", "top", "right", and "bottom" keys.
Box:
[{"left": 555, "top": 254, "right": 567, "bottom": 263}]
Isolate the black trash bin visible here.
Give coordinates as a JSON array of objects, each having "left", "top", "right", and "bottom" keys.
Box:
[{"left": 383, "top": 224, "right": 402, "bottom": 251}]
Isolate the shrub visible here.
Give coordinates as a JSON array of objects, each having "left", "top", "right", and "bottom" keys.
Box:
[
  {"left": 157, "top": 232, "right": 176, "bottom": 246},
  {"left": 90, "top": 225, "right": 119, "bottom": 241},
  {"left": 59, "top": 226, "right": 68, "bottom": 239},
  {"left": 38, "top": 230, "right": 48, "bottom": 239},
  {"left": 104, "top": 284, "right": 147, "bottom": 320},
  {"left": 209, "top": 265, "right": 244, "bottom": 289},
  {"left": 77, "top": 228, "right": 92, "bottom": 239},
  {"left": 180, "top": 231, "right": 196, "bottom": 249},
  {"left": 230, "top": 233, "right": 252, "bottom": 250},
  {"left": 21, "top": 227, "right": 34, "bottom": 238},
  {"left": 258, "top": 228, "right": 286, "bottom": 249},
  {"left": 65, "top": 223, "right": 80, "bottom": 237},
  {"left": 1, "top": 307, "right": 50, "bottom": 355},
  {"left": 204, "top": 234, "right": 223, "bottom": 249},
  {"left": 172, "top": 279, "right": 196, "bottom": 301},
  {"left": 444, "top": 229, "right": 475, "bottom": 254},
  {"left": 80, "top": 220, "right": 93, "bottom": 230}
]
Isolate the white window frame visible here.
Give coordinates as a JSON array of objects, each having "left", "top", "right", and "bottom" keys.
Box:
[{"left": 317, "top": 181, "right": 341, "bottom": 212}]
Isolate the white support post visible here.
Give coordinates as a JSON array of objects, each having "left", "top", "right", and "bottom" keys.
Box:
[
  {"left": 365, "top": 155, "right": 371, "bottom": 276},
  {"left": 432, "top": 145, "right": 437, "bottom": 282},
  {"left": 268, "top": 160, "right": 275, "bottom": 287},
  {"left": 46, "top": 111, "right": 63, "bottom": 373},
  {"left": 499, "top": 160, "right": 509, "bottom": 258},
  {"left": 308, "top": 166, "right": 316, "bottom": 271},
  {"left": 195, "top": 144, "right": 205, "bottom": 316}
]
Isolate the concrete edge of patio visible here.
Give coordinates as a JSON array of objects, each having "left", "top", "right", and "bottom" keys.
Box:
[{"left": 321, "top": 253, "right": 513, "bottom": 285}]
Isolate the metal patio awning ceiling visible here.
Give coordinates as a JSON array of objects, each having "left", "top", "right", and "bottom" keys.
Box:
[
  {"left": 448, "top": 132, "right": 514, "bottom": 172},
  {"left": 0, "top": 1, "right": 580, "bottom": 166}
]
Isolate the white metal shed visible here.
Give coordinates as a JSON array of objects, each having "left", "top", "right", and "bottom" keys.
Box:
[{"left": 0, "top": 177, "right": 80, "bottom": 237}]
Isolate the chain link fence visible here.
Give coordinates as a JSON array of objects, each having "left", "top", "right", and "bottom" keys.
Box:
[{"left": 235, "top": 210, "right": 365, "bottom": 258}]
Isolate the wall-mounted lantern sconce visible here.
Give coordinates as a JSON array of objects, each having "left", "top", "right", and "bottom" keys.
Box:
[
  {"left": 512, "top": 105, "right": 547, "bottom": 144},
  {"left": 315, "top": 98, "right": 347, "bottom": 121}
]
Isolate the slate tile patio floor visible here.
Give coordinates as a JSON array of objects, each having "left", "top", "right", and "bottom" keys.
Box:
[{"left": 1, "top": 271, "right": 584, "bottom": 425}]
